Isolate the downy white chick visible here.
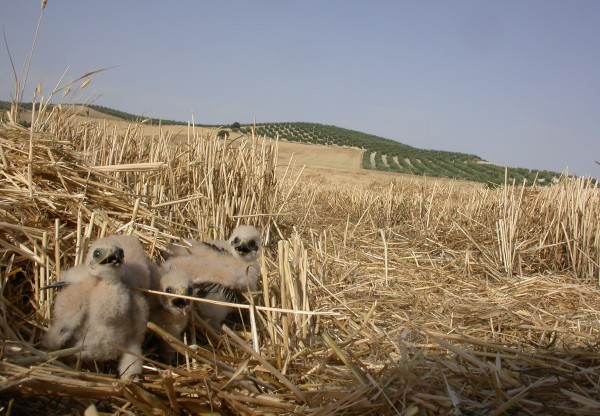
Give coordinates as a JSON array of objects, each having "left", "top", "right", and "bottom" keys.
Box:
[
  {"left": 149, "top": 268, "right": 193, "bottom": 339},
  {"left": 206, "top": 225, "right": 262, "bottom": 263},
  {"left": 162, "top": 244, "right": 258, "bottom": 327},
  {"left": 47, "top": 234, "right": 156, "bottom": 291},
  {"left": 168, "top": 225, "right": 262, "bottom": 264},
  {"left": 42, "top": 239, "right": 149, "bottom": 381},
  {"left": 148, "top": 268, "right": 194, "bottom": 361}
]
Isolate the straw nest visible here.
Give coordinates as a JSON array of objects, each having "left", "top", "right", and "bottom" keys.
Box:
[{"left": 1, "top": 110, "right": 600, "bottom": 415}]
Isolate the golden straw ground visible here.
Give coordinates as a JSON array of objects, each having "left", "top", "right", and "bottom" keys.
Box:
[{"left": 1, "top": 108, "right": 600, "bottom": 414}]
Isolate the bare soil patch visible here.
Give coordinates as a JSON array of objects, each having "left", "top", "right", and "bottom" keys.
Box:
[
  {"left": 381, "top": 153, "right": 390, "bottom": 168},
  {"left": 275, "top": 139, "right": 364, "bottom": 172}
]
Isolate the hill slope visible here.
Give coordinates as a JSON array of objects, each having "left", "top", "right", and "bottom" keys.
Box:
[
  {"left": 239, "top": 122, "right": 561, "bottom": 186},
  {"left": 1, "top": 101, "right": 564, "bottom": 185}
]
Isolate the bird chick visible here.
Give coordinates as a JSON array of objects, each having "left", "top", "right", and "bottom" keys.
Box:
[
  {"left": 169, "top": 225, "right": 262, "bottom": 289},
  {"left": 149, "top": 268, "right": 193, "bottom": 338},
  {"left": 163, "top": 244, "right": 259, "bottom": 292},
  {"left": 42, "top": 240, "right": 149, "bottom": 381},
  {"left": 162, "top": 247, "right": 258, "bottom": 328},
  {"left": 148, "top": 268, "right": 194, "bottom": 361},
  {"left": 49, "top": 234, "right": 156, "bottom": 291},
  {"left": 168, "top": 225, "right": 262, "bottom": 263},
  {"left": 207, "top": 225, "right": 262, "bottom": 263},
  {"left": 163, "top": 225, "right": 261, "bottom": 327},
  {"left": 192, "top": 279, "right": 244, "bottom": 327}
]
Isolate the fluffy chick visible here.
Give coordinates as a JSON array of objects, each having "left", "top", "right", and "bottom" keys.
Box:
[
  {"left": 163, "top": 244, "right": 259, "bottom": 291},
  {"left": 163, "top": 226, "right": 261, "bottom": 327},
  {"left": 148, "top": 268, "right": 194, "bottom": 361},
  {"left": 53, "top": 234, "right": 156, "bottom": 291},
  {"left": 149, "top": 268, "right": 193, "bottom": 338},
  {"left": 207, "top": 225, "right": 262, "bottom": 263},
  {"left": 42, "top": 240, "right": 149, "bottom": 381},
  {"left": 192, "top": 279, "right": 243, "bottom": 327},
  {"left": 162, "top": 245, "right": 258, "bottom": 327},
  {"left": 168, "top": 225, "right": 262, "bottom": 263}
]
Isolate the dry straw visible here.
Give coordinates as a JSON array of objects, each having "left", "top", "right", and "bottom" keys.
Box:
[{"left": 1, "top": 104, "right": 600, "bottom": 414}]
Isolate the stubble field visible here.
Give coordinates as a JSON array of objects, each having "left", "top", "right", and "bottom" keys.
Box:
[{"left": 1, "top": 109, "right": 599, "bottom": 415}]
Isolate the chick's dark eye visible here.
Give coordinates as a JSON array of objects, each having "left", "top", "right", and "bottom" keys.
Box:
[
  {"left": 248, "top": 240, "right": 258, "bottom": 250},
  {"left": 232, "top": 237, "right": 240, "bottom": 245},
  {"left": 92, "top": 249, "right": 102, "bottom": 259},
  {"left": 165, "top": 287, "right": 173, "bottom": 294}
]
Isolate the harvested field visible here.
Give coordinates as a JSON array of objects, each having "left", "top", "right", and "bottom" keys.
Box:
[
  {"left": 275, "top": 139, "right": 364, "bottom": 174},
  {"left": 1, "top": 107, "right": 600, "bottom": 415}
]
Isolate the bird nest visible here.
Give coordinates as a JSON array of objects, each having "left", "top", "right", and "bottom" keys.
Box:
[{"left": 1, "top": 115, "right": 600, "bottom": 415}]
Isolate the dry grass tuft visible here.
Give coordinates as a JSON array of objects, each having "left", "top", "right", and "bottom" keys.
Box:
[{"left": 1, "top": 109, "right": 600, "bottom": 415}]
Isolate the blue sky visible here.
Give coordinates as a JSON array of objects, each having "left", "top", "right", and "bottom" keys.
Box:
[{"left": 1, "top": 1, "right": 599, "bottom": 176}]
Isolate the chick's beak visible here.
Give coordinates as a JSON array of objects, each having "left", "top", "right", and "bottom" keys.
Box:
[
  {"left": 235, "top": 239, "right": 253, "bottom": 255},
  {"left": 170, "top": 287, "right": 192, "bottom": 315},
  {"left": 94, "top": 246, "right": 124, "bottom": 267}
]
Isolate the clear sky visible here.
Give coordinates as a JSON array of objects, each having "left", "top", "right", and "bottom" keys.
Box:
[{"left": 1, "top": 1, "right": 599, "bottom": 176}]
